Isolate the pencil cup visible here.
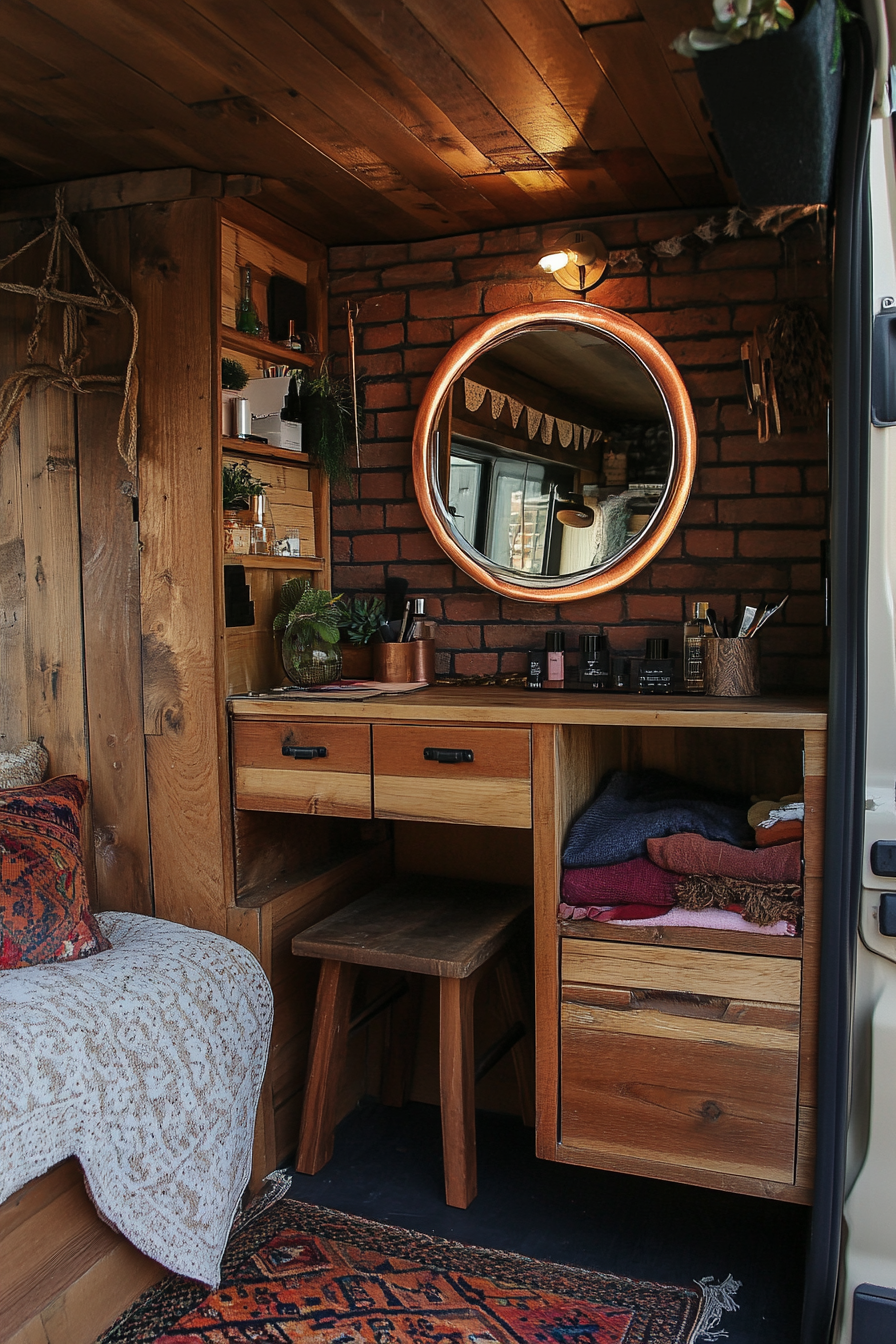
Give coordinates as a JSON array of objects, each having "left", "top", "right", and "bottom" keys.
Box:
[
  {"left": 373, "top": 642, "right": 415, "bottom": 682},
  {"left": 704, "top": 638, "right": 761, "bottom": 697}
]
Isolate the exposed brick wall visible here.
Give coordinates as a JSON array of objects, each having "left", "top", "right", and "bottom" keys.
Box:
[{"left": 328, "top": 212, "right": 829, "bottom": 692}]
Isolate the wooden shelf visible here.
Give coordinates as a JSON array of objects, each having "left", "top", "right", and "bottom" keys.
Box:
[
  {"left": 222, "top": 436, "right": 310, "bottom": 464},
  {"left": 557, "top": 917, "right": 803, "bottom": 958},
  {"left": 221, "top": 325, "right": 314, "bottom": 368},
  {"left": 224, "top": 554, "right": 325, "bottom": 570}
]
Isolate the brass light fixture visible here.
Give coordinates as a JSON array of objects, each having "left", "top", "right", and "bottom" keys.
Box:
[{"left": 538, "top": 230, "right": 608, "bottom": 295}]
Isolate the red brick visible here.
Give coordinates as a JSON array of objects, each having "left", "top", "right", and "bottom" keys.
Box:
[
  {"left": 593, "top": 275, "right": 649, "bottom": 308},
  {"left": 804, "top": 465, "right": 828, "bottom": 492},
  {"left": 483, "top": 623, "right": 551, "bottom": 650},
  {"left": 360, "top": 442, "right": 411, "bottom": 468},
  {"left": 719, "top": 497, "right": 825, "bottom": 525},
  {"left": 790, "top": 563, "right": 822, "bottom": 589},
  {"left": 665, "top": 337, "right": 742, "bottom": 366},
  {"left": 360, "top": 471, "right": 405, "bottom": 499},
  {"left": 637, "top": 212, "right": 702, "bottom": 243},
  {"left": 356, "top": 292, "right": 407, "bottom": 324},
  {"left": 363, "top": 323, "right": 405, "bottom": 351},
  {"left": 786, "top": 595, "right": 825, "bottom": 623},
  {"left": 399, "top": 531, "right": 443, "bottom": 560},
  {"left": 353, "top": 533, "right": 398, "bottom": 562},
  {"left": 651, "top": 270, "right": 776, "bottom": 306},
  {"left": 759, "top": 625, "right": 824, "bottom": 655},
  {"left": 356, "top": 352, "right": 403, "bottom": 377},
  {"left": 697, "top": 465, "right": 751, "bottom": 495},
  {"left": 501, "top": 599, "right": 558, "bottom": 622},
  {"left": 330, "top": 270, "right": 381, "bottom": 294},
  {"left": 626, "top": 594, "right": 683, "bottom": 621},
  {"left": 452, "top": 316, "right": 482, "bottom": 338},
  {"left": 656, "top": 534, "right": 683, "bottom": 559},
  {"left": 455, "top": 652, "right": 499, "bottom": 675},
  {"left": 329, "top": 245, "right": 365, "bottom": 270},
  {"left": 444, "top": 594, "right": 501, "bottom": 621},
  {"left": 609, "top": 624, "right": 680, "bottom": 654},
  {"left": 731, "top": 304, "right": 780, "bottom": 333},
  {"left": 500, "top": 651, "right": 527, "bottom": 673},
  {"left": 484, "top": 281, "right": 543, "bottom": 312},
  {"left": 390, "top": 562, "right": 456, "bottom": 588},
  {"left": 334, "top": 564, "right": 385, "bottom": 589},
  {"left": 404, "top": 347, "right": 446, "bottom": 373},
  {"left": 720, "top": 433, "right": 828, "bottom": 462},
  {"left": 738, "top": 530, "right": 825, "bottom": 558},
  {"left": 652, "top": 253, "right": 695, "bottom": 275},
  {"left": 481, "top": 226, "right": 540, "bottom": 254},
  {"left": 386, "top": 502, "right": 425, "bottom": 529},
  {"left": 696, "top": 401, "right": 719, "bottom": 432},
  {"left": 408, "top": 376, "right": 431, "bottom": 406},
  {"left": 682, "top": 498, "right": 717, "bottom": 525},
  {"left": 434, "top": 622, "right": 482, "bottom": 649},
  {"left": 332, "top": 503, "right": 384, "bottom": 532},
  {"left": 332, "top": 536, "right": 351, "bottom": 563},
  {"left": 699, "top": 238, "right": 782, "bottom": 269},
  {"left": 375, "top": 410, "right": 416, "bottom": 438},
  {"left": 698, "top": 437, "right": 719, "bottom": 464},
  {"left": 755, "top": 465, "right": 801, "bottom": 493},
  {"left": 364, "top": 381, "right": 409, "bottom": 410},
  {"left": 457, "top": 253, "right": 543, "bottom": 282},
  {"left": 382, "top": 261, "right": 455, "bottom": 287},
  {"left": 685, "top": 530, "right": 735, "bottom": 557},
  {"left": 360, "top": 243, "right": 409, "bottom": 267},
  {"left": 409, "top": 234, "right": 482, "bottom": 261},
  {"left": 684, "top": 370, "right": 744, "bottom": 400},
  {"left": 787, "top": 264, "right": 829, "bottom": 299},
  {"left": 409, "top": 285, "right": 482, "bottom": 319},
  {"left": 652, "top": 561, "right": 790, "bottom": 589},
  {"left": 559, "top": 595, "right": 625, "bottom": 624},
  {"left": 407, "top": 318, "right": 454, "bottom": 345}
]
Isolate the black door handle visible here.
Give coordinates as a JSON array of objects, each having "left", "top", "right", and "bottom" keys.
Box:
[
  {"left": 423, "top": 748, "right": 474, "bottom": 763},
  {"left": 282, "top": 745, "right": 327, "bottom": 759}
]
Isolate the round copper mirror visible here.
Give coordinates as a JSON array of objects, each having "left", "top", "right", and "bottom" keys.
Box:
[{"left": 411, "top": 301, "right": 697, "bottom": 604}]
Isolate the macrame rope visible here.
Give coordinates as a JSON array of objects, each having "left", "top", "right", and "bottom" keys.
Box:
[{"left": 0, "top": 187, "right": 139, "bottom": 474}]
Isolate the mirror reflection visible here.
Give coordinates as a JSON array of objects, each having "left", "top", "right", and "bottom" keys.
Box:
[{"left": 437, "top": 326, "right": 673, "bottom": 580}]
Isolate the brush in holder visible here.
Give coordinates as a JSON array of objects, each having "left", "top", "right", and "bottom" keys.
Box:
[
  {"left": 704, "top": 637, "right": 761, "bottom": 697},
  {"left": 373, "top": 642, "right": 415, "bottom": 682}
]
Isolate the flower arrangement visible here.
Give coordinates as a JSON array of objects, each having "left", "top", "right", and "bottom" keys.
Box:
[{"left": 673, "top": 0, "right": 795, "bottom": 58}]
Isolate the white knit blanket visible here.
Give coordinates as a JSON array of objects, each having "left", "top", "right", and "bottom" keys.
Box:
[{"left": 0, "top": 911, "right": 273, "bottom": 1285}]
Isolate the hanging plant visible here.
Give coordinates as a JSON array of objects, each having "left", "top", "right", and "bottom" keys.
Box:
[
  {"left": 301, "top": 358, "right": 363, "bottom": 491},
  {"left": 766, "top": 303, "right": 831, "bottom": 419}
]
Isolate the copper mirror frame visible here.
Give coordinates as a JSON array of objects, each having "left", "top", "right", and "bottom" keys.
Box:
[{"left": 411, "top": 300, "right": 697, "bottom": 604}]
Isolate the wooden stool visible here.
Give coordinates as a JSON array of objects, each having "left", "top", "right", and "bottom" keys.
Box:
[{"left": 292, "top": 877, "right": 535, "bottom": 1208}]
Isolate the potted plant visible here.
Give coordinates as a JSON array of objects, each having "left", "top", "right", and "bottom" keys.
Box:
[
  {"left": 674, "top": 0, "right": 843, "bottom": 207},
  {"left": 301, "top": 358, "right": 361, "bottom": 491},
  {"left": 222, "top": 357, "right": 249, "bottom": 439},
  {"left": 335, "top": 596, "right": 385, "bottom": 678},
  {"left": 222, "top": 460, "right": 266, "bottom": 555},
  {"left": 274, "top": 578, "right": 343, "bottom": 686}
]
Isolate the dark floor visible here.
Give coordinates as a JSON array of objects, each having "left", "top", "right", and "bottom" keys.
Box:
[{"left": 288, "top": 1099, "right": 808, "bottom": 1344}]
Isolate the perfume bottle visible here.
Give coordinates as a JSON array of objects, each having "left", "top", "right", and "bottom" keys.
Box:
[
  {"left": 545, "top": 631, "right": 565, "bottom": 689},
  {"left": 236, "top": 265, "right": 261, "bottom": 336},
  {"left": 683, "top": 601, "right": 711, "bottom": 694},
  {"left": 281, "top": 319, "right": 303, "bottom": 351},
  {"left": 578, "top": 628, "right": 610, "bottom": 691},
  {"left": 638, "top": 638, "right": 675, "bottom": 695}
]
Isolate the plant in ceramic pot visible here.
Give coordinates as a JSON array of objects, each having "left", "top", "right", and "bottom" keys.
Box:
[
  {"left": 335, "top": 596, "right": 385, "bottom": 678},
  {"left": 222, "top": 460, "right": 266, "bottom": 554},
  {"left": 274, "top": 578, "right": 343, "bottom": 687}
]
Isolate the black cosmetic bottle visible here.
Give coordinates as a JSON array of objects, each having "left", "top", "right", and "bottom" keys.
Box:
[{"left": 579, "top": 628, "right": 611, "bottom": 691}]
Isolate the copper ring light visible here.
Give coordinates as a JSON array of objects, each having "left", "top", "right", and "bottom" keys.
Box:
[{"left": 411, "top": 301, "right": 698, "bottom": 604}]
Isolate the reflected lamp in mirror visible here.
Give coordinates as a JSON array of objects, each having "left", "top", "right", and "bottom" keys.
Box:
[
  {"left": 537, "top": 230, "right": 608, "bottom": 294},
  {"left": 411, "top": 301, "right": 697, "bottom": 604}
]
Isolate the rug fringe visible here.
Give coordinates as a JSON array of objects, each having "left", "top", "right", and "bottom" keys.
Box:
[
  {"left": 233, "top": 1167, "right": 293, "bottom": 1235},
  {"left": 690, "top": 1274, "right": 741, "bottom": 1341}
]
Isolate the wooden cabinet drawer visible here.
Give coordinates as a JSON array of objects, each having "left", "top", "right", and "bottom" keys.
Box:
[
  {"left": 233, "top": 720, "right": 372, "bottom": 818},
  {"left": 560, "top": 940, "right": 801, "bottom": 1184},
  {"left": 372, "top": 725, "right": 531, "bottom": 828}
]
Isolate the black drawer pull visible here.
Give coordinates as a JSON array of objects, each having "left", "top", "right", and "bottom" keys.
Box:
[
  {"left": 423, "top": 747, "right": 474, "bottom": 764},
  {"left": 282, "top": 745, "right": 328, "bottom": 760}
]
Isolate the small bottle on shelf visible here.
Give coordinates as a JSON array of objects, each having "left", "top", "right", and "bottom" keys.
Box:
[
  {"left": 279, "top": 373, "right": 303, "bottom": 452},
  {"left": 544, "top": 631, "right": 565, "bottom": 689},
  {"left": 236, "top": 265, "right": 261, "bottom": 336},
  {"left": 683, "top": 601, "right": 711, "bottom": 694},
  {"left": 281, "top": 320, "right": 304, "bottom": 351}
]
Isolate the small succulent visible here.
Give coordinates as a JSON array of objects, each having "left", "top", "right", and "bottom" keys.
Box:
[
  {"left": 673, "top": 0, "right": 795, "bottom": 58},
  {"left": 335, "top": 596, "right": 385, "bottom": 645},
  {"left": 223, "top": 460, "right": 265, "bottom": 509},
  {"left": 273, "top": 579, "right": 342, "bottom": 643},
  {"left": 222, "top": 357, "right": 249, "bottom": 391}
]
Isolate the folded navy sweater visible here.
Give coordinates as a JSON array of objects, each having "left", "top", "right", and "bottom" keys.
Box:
[{"left": 562, "top": 769, "right": 753, "bottom": 868}]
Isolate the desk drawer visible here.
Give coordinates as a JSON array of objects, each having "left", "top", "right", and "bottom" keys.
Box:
[
  {"left": 560, "top": 940, "right": 801, "bottom": 1184},
  {"left": 372, "top": 725, "right": 531, "bottom": 828},
  {"left": 233, "top": 720, "right": 372, "bottom": 818}
]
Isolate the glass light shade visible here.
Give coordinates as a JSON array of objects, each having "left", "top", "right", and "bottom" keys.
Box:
[{"left": 538, "top": 250, "right": 571, "bottom": 273}]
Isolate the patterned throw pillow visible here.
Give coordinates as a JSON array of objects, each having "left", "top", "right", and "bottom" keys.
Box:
[{"left": 0, "top": 776, "right": 111, "bottom": 969}]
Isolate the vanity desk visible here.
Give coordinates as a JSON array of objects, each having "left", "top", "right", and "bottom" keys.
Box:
[{"left": 229, "top": 688, "right": 826, "bottom": 1206}]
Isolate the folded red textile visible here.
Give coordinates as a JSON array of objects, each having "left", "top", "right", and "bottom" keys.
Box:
[
  {"left": 647, "top": 833, "right": 801, "bottom": 882},
  {"left": 756, "top": 820, "right": 803, "bottom": 848},
  {"left": 596, "top": 903, "right": 676, "bottom": 921},
  {"left": 561, "top": 857, "right": 678, "bottom": 908}
]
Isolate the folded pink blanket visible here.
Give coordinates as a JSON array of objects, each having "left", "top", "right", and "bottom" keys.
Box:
[
  {"left": 647, "top": 833, "right": 801, "bottom": 883},
  {"left": 560, "top": 857, "right": 677, "bottom": 908},
  {"left": 600, "top": 905, "right": 795, "bottom": 936}
]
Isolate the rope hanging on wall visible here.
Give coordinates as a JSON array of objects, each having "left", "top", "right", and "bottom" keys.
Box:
[{"left": 0, "top": 187, "right": 138, "bottom": 474}]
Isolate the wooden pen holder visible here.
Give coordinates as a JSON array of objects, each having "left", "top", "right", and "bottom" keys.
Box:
[
  {"left": 373, "top": 642, "right": 415, "bottom": 682},
  {"left": 704, "top": 637, "right": 761, "bottom": 697}
]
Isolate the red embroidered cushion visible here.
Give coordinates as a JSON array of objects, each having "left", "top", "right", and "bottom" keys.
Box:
[{"left": 0, "top": 776, "right": 111, "bottom": 969}]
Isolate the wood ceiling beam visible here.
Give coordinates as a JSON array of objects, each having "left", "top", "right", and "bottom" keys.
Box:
[
  {"left": 0, "top": 169, "right": 261, "bottom": 223},
  {"left": 0, "top": 97, "right": 127, "bottom": 179}
]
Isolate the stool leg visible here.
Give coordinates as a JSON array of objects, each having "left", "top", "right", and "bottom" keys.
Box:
[
  {"left": 496, "top": 955, "right": 536, "bottom": 1129},
  {"left": 439, "top": 974, "right": 478, "bottom": 1208},
  {"left": 381, "top": 976, "right": 422, "bottom": 1108},
  {"left": 295, "top": 959, "right": 358, "bottom": 1174}
]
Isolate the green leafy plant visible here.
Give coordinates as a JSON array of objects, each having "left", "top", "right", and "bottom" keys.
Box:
[
  {"left": 335, "top": 595, "right": 385, "bottom": 645},
  {"left": 222, "top": 460, "right": 266, "bottom": 509},
  {"left": 222, "top": 357, "right": 249, "bottom": 391},
  {"left": 301, "top": 358, "right": 363, "bottom": 491},
  {"left": 273, "top": 578, "right": 342, "bottom": 643},
  {"left": 673, "top": 0, "right": 796, "bottom": 57}
]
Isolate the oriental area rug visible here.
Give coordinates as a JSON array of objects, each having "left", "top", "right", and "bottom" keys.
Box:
[{"left": 98, "top": 1184, "right": 738, "bottom": 1344}]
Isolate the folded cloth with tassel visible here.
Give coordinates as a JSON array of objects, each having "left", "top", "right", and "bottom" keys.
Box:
[
  {"left": 563, "top": 770, "right": 753, "bottom": 868},
  {"left": 561, "top": 857, "right": 677, "bottom": 907},
  {"left": 647, "top": 833, "right": 801, "bottom": 883},
  {"left": 676, "top": 874, "right": 802, "bottom": 927}
]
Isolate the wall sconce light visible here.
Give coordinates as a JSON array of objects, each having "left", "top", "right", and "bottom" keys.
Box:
[{"left": 538, "top": 230, "right": 608, "bottom": 295}]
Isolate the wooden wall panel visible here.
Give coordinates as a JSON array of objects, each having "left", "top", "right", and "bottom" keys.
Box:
[
  {"left": 75, "top": 208, "right": 152, "bottom": 914},
  {"left": 0, "top": 223, "right": 27, "bottom": 753},
  {"left": 130, "top": 198, "right": 232, "bottom": 932}
]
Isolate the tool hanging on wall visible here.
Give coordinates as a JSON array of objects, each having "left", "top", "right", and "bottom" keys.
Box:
[
  {"left": 741, "top": 329, "right": 781, "bottom": 444},
  {"left": 347, "top": 302, "right": 361, "bottom": 471}
]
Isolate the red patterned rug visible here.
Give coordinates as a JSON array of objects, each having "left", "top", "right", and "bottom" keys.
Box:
[{"left": 98, "top": 1187, "right": 737, "bottom": 1344}]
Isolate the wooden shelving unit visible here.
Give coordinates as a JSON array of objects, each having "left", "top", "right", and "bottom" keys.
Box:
[
  {"left": 225, "top": 553, "right": 325, "bottom": 570},
  {"left": 222, "top": 435, "right": 310, "bottom": 465},
  {"left": 220, "top": 325, "right": 315, "bottom": 368}
]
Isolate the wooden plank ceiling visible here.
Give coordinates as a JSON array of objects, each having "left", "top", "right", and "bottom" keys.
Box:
[{"left": 0, "top": 0, "right": 733, "bottom": 243}]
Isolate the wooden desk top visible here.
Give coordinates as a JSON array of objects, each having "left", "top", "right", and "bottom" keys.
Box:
[{"left": 230, "top": 686, "right": 827, "bottom": 731}]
